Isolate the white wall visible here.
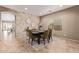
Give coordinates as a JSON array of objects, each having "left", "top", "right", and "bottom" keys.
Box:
[
  {"left": 15, "top": 12, "right": 40, "bottom": 38},
  {"left": 41, "top": 6, "right": 79, "bottom": 39},
  {"left": 0, "top": 6, "right": 40, "bottom": 40}
]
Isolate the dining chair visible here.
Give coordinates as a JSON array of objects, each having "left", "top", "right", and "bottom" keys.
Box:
[
  {"left": 26, "top": 29, "right": 30, "bottom": 43},
  {"left": 28, "top": 30, "right": 37, "bottom": 45},
  {"left": 41, "top": 30, "right": 49, "bottom": 45},
  {"left": 48, "top": 28, "right": 53, "bottom": 41},
  {"left": 48, "top": 24, "right": 53, "bottom": 40}
]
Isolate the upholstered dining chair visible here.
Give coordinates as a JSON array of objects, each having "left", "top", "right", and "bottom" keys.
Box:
[
  {"left": 48, "top": 24, "right": 53, "bottom": 40},
  {"left": 25, "top": 28, "right": 30, "bottom": 42},
  {"left": 41, "top": 30, "right": 50, "bottom": 45},
  {"left": 48, "top": 28, "right": 53, "bottom": 41},
  {"left": 26, "top": 30, "right": 37, "bottom": 45}
]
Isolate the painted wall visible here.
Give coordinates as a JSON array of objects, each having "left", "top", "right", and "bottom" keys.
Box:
[
  {"left": 0, "top": 6, "right": 40, "bottom": 39},
  {"left": 15, "top": 12, "right": 40, "bottom": 38},
  {"left": 41, "top": 6, "right": 79, "bottom": 39}
]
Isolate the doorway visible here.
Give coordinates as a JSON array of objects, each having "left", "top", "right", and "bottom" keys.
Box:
[
  {"left": 2, "top": 21, "right": 15, "bottom": 33},
  {"left": 1, "top": 12, "right": 15, "bottom": 40}
]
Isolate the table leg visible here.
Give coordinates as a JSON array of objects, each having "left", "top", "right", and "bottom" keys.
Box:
[{"left": 38, "top": 36, "right": 40, "bottom": 44}]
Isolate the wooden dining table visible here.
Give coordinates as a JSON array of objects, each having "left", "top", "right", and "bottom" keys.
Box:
[{"left": 32, "top": 30, "right": 45, "bottom": 44}]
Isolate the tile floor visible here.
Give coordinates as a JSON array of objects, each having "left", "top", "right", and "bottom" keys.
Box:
[{"left": 0, "top": 31, "right": 79, "bottom": 53}]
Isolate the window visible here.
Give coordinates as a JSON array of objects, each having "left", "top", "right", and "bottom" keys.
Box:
[
  {"left": 1, "top": 12, "right": 15, "bottom": 31},
  {"left": 1, "top": 12, "right": 15, "bottom": 22}
]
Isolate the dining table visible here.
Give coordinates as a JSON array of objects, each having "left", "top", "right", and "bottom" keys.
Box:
[{"left": 32, "top": 30, "right": 45, "bottom": 44}]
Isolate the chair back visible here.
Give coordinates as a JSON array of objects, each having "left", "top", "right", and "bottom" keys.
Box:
[
  {"left": 28, "top": 30, "right": 33, "bottom": 38},
  {"left": 26, "top": 29, "right": 29, "bottom": 36},
  {"left": 42, "top": 30, "right": 49, "bottom": 39},
  {"left": 48, "top": 28, "right": 52, "bottom": 36}
]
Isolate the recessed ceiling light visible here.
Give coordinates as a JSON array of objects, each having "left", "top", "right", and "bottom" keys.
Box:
[
  {"left": 25, "top": 8, "right": 28, "bottom": 10},
  {"left": 40, "top": 12, "right": 42, "bottom": 14},
  {"left": 59, "top": 5, "right": 63, "bottom": 7}
]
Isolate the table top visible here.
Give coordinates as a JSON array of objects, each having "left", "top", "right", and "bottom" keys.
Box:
[{"left": 32, "top": 30, "right": 44, "bottom": 33}]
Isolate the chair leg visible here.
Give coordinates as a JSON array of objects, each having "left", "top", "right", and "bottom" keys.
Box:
[
  {"left": 43, "top": 39, "right": 45, "bottom": 45},
  {"left": 49, "top": 36, "right": 53, "bottom": 41},
  {"left": 31, "top": 38, "right": 33, "bottom": 45},
  {"left": 47, "top": 38, "right": 50, "bottom": 43},
  {"left": 28, "top": 37, "right": 30, "bottom": 43},
  {"left": 51, "top": 36, "right": 53, "bottom": 41},
  {"left": 48, "top": 35, "right": 51, "bottom": 40},
  {"left": 38, "top": 38, "right": 40, "bottom": 45}
]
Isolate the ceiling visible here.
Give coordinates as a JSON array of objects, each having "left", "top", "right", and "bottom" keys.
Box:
[{"left": 2, "top": 5, "right": 74, "bottom": 16}]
